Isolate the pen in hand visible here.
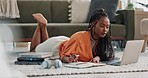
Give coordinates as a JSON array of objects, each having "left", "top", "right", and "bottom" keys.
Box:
[{"left": 70, "top": 54, "right": 79, "bottom": 62}]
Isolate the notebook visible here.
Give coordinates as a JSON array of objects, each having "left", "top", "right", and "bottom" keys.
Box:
[
  {"left": 103, "top": 40, "right": 144, "bottom": 66},
  {"left": 64, "top": 62, "right": 106, "bottom": 69},
  {"left": 18, "top": 52, "right": 52, "bottom": 58}
]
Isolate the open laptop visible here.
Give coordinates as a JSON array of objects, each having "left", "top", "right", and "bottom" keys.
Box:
[{"left": 103, "top": 40, "right": 144, "bottom": 66}]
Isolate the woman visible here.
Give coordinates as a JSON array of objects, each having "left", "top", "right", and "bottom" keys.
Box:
[{"left": 30, "top": 8, "right": 115, "bottom": 63}]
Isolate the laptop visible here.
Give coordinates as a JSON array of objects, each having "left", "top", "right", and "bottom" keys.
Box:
[{"left": 103, "top": 40, "right": 144, "bottom": 66}]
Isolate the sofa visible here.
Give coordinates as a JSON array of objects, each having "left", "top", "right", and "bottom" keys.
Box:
[{"left": 0, "top": 0, "right": 135, "bottom": 42}]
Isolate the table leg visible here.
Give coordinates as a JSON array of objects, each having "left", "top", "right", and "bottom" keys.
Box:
[{"left": 141, "top": 35, "right": 148, "bottom": 52}]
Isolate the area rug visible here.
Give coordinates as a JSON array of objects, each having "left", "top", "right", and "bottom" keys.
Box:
[{"left": 10, "top": 51, "right": 148, "bottom": 77}]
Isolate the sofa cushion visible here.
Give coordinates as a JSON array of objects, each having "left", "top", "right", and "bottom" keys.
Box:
[
  {"left": 86, "top": 0, "right": 119, "bottom": 23},
  {"left": 51, "top": 0, "right": 69, "bottom": 23},
  {"left": 17, "top": 0, "right": 52, "bottom": 23},
  {"left": 6, "top": 23, "right": 126, "bottom": 41},
  {"left": 111, "top": 24, "right": 126, "bottom": 37},
  {"left": 68, "top": 0, "right": 91, "bottom": 23},
  {"left": 115, "top": 14, "right": 123, "bottom": 24}
]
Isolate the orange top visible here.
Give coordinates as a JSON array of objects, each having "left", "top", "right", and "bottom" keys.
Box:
[{"left": 59, "top": 31, "right": 93, "bottom": 62}]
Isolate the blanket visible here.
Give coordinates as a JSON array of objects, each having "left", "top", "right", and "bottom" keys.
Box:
[{"left": 0, "top": 0, "right": 20, "bottom": 18}]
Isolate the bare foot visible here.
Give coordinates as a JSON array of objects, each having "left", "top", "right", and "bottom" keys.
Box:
[{"left": 32, "top": 13, "right": 47, "bottom": 25}]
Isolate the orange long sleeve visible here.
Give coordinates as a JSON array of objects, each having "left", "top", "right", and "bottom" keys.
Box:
[{"left": 59, "top": 31, "right": 93, "bottom": 62}]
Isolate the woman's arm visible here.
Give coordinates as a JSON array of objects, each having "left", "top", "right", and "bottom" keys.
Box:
[
  {"left": 62, "top": 56, "right": 71, "bottom": 63},
  {"left": 62, "top": 54, "right": 79, "bottom": 63}
]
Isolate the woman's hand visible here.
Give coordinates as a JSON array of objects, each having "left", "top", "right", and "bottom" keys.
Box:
[
  {"left": 62, "top": 54, "right": 79, "bottom": 63},
  {"left": 92, "top": 56, "right": 100, "bottom": 63},
  {"left": 69, "top": 54, "right": 79, "bottom": 62}
]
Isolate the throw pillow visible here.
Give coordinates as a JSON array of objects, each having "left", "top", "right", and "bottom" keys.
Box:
[
  {"left": 68, "top": 0, "right": 91, "bottom": 23},
  {"left": 115, "top": 14, "right": 123, "bottom": 24},
  {"left": 86, "top": 0, "right": 119, "bottom": 23}
]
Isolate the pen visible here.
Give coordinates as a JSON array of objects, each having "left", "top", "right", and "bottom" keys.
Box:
[{"left": 70, "top": 54, "right": 79, "bottom": 62}]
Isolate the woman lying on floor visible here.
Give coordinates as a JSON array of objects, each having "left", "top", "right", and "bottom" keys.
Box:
[{"left": 30, "top": 8, "right": 115, "bottom": 63}]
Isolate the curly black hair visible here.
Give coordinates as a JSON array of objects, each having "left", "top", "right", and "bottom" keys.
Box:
[{"left": 87, "top": 8, "right": 114, "bottom": 61}]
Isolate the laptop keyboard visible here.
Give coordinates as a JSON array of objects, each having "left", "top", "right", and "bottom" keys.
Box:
[
  {"left": 109, "top": 61, "right": 121, "bottom": 66},
  {"left": 101, "top": 57, "right": 121, "bottom": 66}
]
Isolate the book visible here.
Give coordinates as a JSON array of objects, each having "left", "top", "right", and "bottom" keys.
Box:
[
  {"left": 17, "top": 57, "right": 45, "bottom": 62},
  {"left": 64, "top": 62, "right": 106, "bottom": 69},
  {"left": 14, "top": 61, "right": 43, "bottom": 65},
  {"left": 18, "top": 52, "right": 52, "bottom": 58}
]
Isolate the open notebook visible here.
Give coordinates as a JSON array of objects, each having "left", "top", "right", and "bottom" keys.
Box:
[{"left": 64, "top": 62, "right": 106, "bottom": 69}]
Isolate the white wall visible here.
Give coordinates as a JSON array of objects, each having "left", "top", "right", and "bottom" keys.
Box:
[
  {"left": 120, "top": 0, "right": 148, "bottom": 11},
  {"left": 135, "top": 0, "right": 148, "bottom": 11}
]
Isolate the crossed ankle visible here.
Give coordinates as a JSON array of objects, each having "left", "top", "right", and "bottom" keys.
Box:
[{"left": 33, "top": 13, "right": 47, "bottom": 24}]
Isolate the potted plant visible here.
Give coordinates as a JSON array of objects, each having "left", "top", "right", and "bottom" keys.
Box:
[{"left": 126, "top": 3, "right": 134, "bottom": 10}]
